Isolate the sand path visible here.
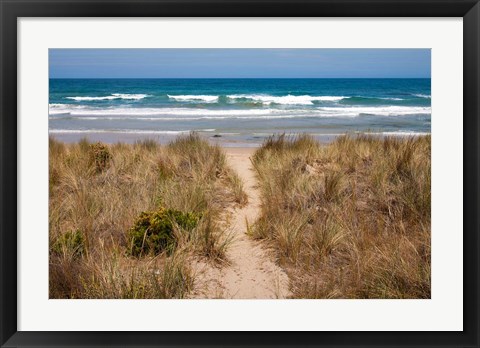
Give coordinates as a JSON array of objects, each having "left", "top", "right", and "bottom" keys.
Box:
[{"left": 191, "top": 148, "right": 291, "bottom": 299}]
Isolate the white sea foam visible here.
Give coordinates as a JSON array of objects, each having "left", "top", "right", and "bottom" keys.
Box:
[
  {"left": 166, "top": 94, "right": 346, "bottom": 105},
  {"left": 50, "top": 103, "right": 72, "bottom": 108},
  {"left": 49, "top": 105, "right": 431, "bottom": 119},
  {"left": 50, "top": 107, "right": 279, "bottom": 117},
  {"left": 228, "top": 94, "right": 346, "bottom": 105},
  {"left": 412, "top": 94, "right": 431, "bottom": 99},
  {"left": 65, "top": 94, "right": 150, "bottom": 101},
  {"left": 49, "top": 104, "right": 89, "bottom": 114},
  {"left": 167, "top": 94, "right": 413, "bottom": 105},
  {"left": 167, "top": 95, "right": 219, "bottom": 102},
  {"left": 365, "top": 131, "right": 431, "bottom": 136},
  {"left": 317, "top": 106, "right": 431, "bottom": 117}
]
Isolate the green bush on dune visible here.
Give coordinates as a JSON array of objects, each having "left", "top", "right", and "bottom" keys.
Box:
[{"left": 128, "top": 208, "right": 202, "bottom": 256}]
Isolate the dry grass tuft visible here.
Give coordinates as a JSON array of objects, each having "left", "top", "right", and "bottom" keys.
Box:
[
  {"left": 49, "top": 134, "right": 245, "bottom": 298},
  {"left": 252, "top": 133, "right": 431, "bottom": 298}
]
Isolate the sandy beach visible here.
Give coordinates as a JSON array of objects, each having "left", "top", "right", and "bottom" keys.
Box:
[
  {"left": 190, "top": 147, "right": 290, "bottom": 299},
  {"left": 48, "top": 131, "right": 340, "bottom": 147}
]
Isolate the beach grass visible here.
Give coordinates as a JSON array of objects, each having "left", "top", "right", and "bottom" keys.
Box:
[
  {"left": 49, "top": 131, "right": 431, "bottom": 299},
  {"left": 251, "top": 133, "right": 431, "bottom": 299},
  {"left": 49, "top": 133, "right": 245, "bottom": 299}
]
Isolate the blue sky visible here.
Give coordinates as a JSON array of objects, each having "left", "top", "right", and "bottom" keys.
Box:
[{"left": 49, "top": 49, "right": 431, "bottom": 78}]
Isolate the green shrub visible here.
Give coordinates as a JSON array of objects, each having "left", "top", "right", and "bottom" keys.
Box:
[
  {"left": 89, "top": 142, "right": 111, "bottom": 172},
  {"left": 128, "top": 208, "right": 201, "bottom": 256},
  {"left": 51, "top": 230, "right": 86, "bottom": 258}
]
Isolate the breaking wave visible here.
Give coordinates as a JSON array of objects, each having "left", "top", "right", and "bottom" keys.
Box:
[
  {"left": 66, "top": 94, "right": 150, "bottom": 101},
  {"left": 49, "top": 104, "right": 431, "bottom": 119}
]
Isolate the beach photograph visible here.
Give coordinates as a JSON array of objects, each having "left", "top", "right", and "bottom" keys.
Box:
[{"left": 49, "top": 49, "right": 431, "bottom": 299}]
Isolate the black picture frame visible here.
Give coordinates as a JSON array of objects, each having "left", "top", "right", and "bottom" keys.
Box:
[{"left": 1, "top": 1, "right": 479, "bottom": 347}]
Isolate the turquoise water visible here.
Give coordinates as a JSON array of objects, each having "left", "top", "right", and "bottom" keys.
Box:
[{"left": 49, "top": 78, "right": 431, "bottom": 143}]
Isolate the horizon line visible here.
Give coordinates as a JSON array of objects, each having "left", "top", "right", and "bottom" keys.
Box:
[{"left": 49, "top": 77, "right": 431, "bottom": 79}]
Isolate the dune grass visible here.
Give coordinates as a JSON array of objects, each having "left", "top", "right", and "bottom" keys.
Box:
[
  {"left": 49, "top": 133, "right": 246, "bottom": 299},
  {"left": 251, "top": 133, "right": 431, "bottom": 299}
]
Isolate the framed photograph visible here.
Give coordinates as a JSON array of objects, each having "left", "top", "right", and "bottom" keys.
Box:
[{"left": 1, "top": 0, "right": 479, "bottom": 347}]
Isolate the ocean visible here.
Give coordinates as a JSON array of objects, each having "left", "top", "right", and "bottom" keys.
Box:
[{"left": 49, "top": 78, "right": 431, "bottom": 145}]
